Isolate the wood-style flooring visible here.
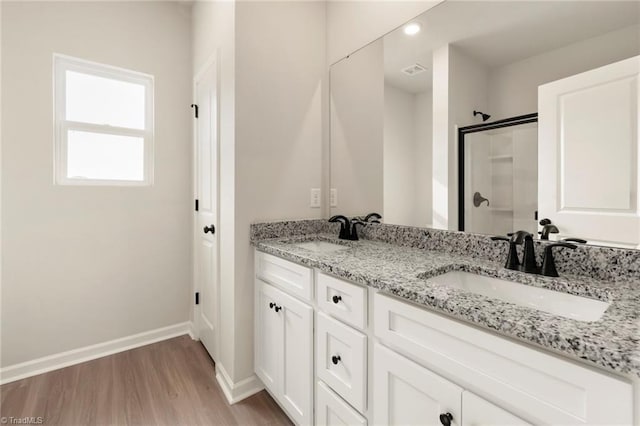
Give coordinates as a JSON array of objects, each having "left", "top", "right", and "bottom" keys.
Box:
[{"left": 0, "top": 335, "right": 293, "bottom": 426}]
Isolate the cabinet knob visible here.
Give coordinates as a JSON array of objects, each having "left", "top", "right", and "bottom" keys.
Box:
[
  {"left": 274, "top": 305, "right": 282, "bottom": 313},
  {"left": 203, "top": 224, "right": 215, "bottom": 234},
  {"left": 439, "top": 413, "right": 453, "bottom": 426},
  {"left": 269, "top": 302, "right": 275, "bottom": 309},
  {"left": 331, "top": 355, "right": 341, "bottom": 365},
  {"left": 332, "top": 295, "right": 342, "bottom": 304}
]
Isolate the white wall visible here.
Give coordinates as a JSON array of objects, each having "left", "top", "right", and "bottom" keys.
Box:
[
  {"left": 431, "top": 45, "right": 450, "bottom": 229},
  {"left": 488, "top": 25, "right": 640, "bottom": 120},
  {"left": 330, "top": 39, "right": 384, "bottom": 217},
  {"left": 432, "top": 45, "right": 489, "bottom": 230},
  {"left": 235, "top": 0, "right": 325, "bottom": 383},
  {"left": 1, "top": 2, "right": 192, "bottom": 367},
  {"left": 193, "top": 0, "right": 326, "bottom": 386},
  {"left": 383, "top": 85, "right": 432, "bottom": 227},
  {"left": 384, "top": 84, "right": 416, "bottom": 225},
  {"left": 327, "top": 1, "right": 442, "bottom": 65},
  {"left": 414, "top": 90, "right": 433, "bottom": 227},
  {"left": 448, "top": 46, "right": 489, "bottom": 230}
]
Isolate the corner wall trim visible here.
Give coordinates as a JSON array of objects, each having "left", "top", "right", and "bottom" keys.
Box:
[
  {"left": 0, "top": 321, "right": 194, "bottom": 385},
  {"left": 215, "top": 363, "right": 264, "bottom": 404}
]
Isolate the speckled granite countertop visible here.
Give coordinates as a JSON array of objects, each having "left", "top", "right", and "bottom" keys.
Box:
[{"left": 254, "top": 234, "right": 640, "bottom": 380}]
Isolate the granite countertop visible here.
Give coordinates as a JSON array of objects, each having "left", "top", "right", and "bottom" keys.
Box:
[{"left": 253, "top": 233, "right": 640, "bottom": 380}]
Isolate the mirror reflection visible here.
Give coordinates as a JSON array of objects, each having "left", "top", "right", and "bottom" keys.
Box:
[
  {"left": 459, "top": 115, "right": 538, "bottom": 236},
  {"left": 329, "top": 0, "right": 640, "bottom": 248}
]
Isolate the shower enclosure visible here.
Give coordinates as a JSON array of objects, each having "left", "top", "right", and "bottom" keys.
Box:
[{"left": 458, "top": 114, "right": 538, "bottom": 236}]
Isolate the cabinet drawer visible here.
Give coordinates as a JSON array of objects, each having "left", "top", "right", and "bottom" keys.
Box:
[
  {"left": 462, "top": 391, "right": 531, "bottom": 426},
  {"left": 317, "top": 312, "right": 367, "bottom": 413},
  {"left": 317, "top": 273, "right": 367, "bottom": 330},
  {"left": 374, "top": 293, "right": 633, "bottom": 425},
  {"left": 316, "top": 381, "right": 367, "bottom": 426},
  {"left": 255, "top": 251, "right": 313, "bottom": 301}
]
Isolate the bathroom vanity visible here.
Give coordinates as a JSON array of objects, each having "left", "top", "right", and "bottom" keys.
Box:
[{"left": 252, "top": 222, "right": 640, "bottom": 426}]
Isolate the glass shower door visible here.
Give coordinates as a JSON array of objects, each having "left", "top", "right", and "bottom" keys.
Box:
[{"left": 461, "top": 119, "right": 538, "bottom": 236}]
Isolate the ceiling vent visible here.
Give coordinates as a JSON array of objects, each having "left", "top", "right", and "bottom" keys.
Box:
[{"left": 401, "top": 63, "right": 427, "bottom": 76}]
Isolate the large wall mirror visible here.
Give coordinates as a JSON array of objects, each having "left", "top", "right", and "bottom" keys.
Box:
[{"left": 330, "top": 1, "right": 640, "bottom": 248}]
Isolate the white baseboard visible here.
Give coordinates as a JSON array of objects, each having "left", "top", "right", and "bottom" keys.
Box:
[
  {"left": 0, "top": 321, "right": 193, "bottom": 385},
  {"left": 216, "top": 363, "right": 264, "bottom": 404},
  {"left": 187, "top": 321, "right": 198, "bottom": 340}
]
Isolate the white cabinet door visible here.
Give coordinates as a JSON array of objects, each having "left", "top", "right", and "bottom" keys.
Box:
[
  {"left": 316, "top": 381, "right": 367, "bottom": 426},
  {"left": 374, "top": 343, "right": 462, "bottom": 426},
  {"left": 462, "top": 392, "right": 531, "bottom": 426},
  {"left": 255, "top": 279, "right": 314, "bottom": 425},
  {"left": 538, "top": 55, "right": 640, "bottom": 248},
  {"left": 280, "top": 288, "right": 314, "bottom": 426},
  {"left": 255, "top": 280, "right": 283, "bottom": 393}
]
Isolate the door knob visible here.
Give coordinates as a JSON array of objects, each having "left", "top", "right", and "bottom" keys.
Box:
[
  {"left": 439, "top": 413, "right": 453, "bottom": 426},
  {"left": 203, "top": 224, "right": 215, "bottom": 234}
]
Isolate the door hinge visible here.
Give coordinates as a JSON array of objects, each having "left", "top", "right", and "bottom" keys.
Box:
[
  {"left": 195, "top": 199, "right": 199, "bottom": 211},
  {"left": 195, "top": 292, "right": 200, "bottom": 305},
  {"left": 190, "top": 104, "right": 199, "bottom": 118}
]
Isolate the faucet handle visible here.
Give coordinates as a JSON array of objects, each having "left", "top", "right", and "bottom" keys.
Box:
[
  {"left": 541, "top": 242, "right": 577, "bottom": 277},
  {"left": 562, "top": 237, "right": 587, "bottom": 244},
  {"left": 491, "top": 235, "right": 520, "bottom": 270},
  {"left": 364, "top": 212, "right": 382, "bottom": 222},
  {"left": 510, "top": 230, "right": 533, "bottom": 244},
  {"left": 539, "top": 224, "right": 559, "bottom": 240}
]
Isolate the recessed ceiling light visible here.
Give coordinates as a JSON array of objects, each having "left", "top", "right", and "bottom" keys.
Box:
[{"left": 403, "top": 23, "right": 421, "bottom": 36}]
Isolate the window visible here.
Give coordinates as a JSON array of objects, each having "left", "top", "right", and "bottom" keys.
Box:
[{"left": 54, "top": 55, "right": 153, "bottom": 185}]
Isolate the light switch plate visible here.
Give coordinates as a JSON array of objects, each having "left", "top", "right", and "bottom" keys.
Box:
[
  {"left": 310, "top": 188, "right": 321, "bottom": 208},
  {"left": 330, "top": 188, "right": 338, "bottom": 207}
]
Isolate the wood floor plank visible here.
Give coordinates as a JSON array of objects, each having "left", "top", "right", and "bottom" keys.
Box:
[{"left": 0, "top": 336, "right": 293, "bottom": 426}]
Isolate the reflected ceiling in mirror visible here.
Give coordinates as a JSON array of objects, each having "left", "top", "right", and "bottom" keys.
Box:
[{"left": 329, "top": 0, "right": 640, "bottom": 248}]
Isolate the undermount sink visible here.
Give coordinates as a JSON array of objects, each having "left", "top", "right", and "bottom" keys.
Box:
[
  {"left": 295, "top": 241, "right": 349, "bottom": 253},
  {"left": 422, "top": 271, "right": 609, "bottom": 322}
]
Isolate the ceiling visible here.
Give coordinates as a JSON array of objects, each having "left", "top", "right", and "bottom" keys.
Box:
[{"left": 383, "top": 1, "right": 640, "bottom": 94}]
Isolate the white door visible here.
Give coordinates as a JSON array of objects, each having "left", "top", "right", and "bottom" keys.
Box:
[
  {"left": 461, "top": 391, "right": 531, "bottom": 426},
  {"left": 538, "top": 55, "right": 640, "bottom": 248},
  {"left": 280, "top": 288, "right": 314, "bottom": 426},
  {"left": 195, "top": 59, "right": 219, "bottom": 358},
  {"left": 374, "top": 343, "right": 462, "bottom": 426},
  {"left": 255, "top": 280, "right": 283, "bottom": 393}
]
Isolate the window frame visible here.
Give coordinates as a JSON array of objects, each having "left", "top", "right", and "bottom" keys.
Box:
[{"left": 53, "top": 54, "right": 154, "bottom": 186}]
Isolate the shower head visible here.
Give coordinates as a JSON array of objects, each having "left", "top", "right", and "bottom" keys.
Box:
[{"left": 473, "top": 110, "right": 491, "bottom": 122}]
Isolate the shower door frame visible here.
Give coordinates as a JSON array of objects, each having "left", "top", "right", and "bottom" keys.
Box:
[{"left": 457, "top": 113, "right": 538, "bottom": 232}]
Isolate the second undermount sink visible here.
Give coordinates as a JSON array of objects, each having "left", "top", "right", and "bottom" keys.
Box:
[
  {"left": 295, "top": 241, "right": 350, "bottom": 253},
  {"left": 421, "top": 271, "right": 609, "bottom": 322}
]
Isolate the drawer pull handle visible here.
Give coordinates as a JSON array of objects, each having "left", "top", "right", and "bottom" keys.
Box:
[
  {"left": 332, "top": 295, "right": 342, "bottom": 304},
  {"left": 439, "top": 413, "right": 453, "bottom": 426},
  {"left": 331, "top": 355, "right": 341, "bottom": 365},
  {"left": 274, "top": 305, "right": 282, "bottom": 313},
  {"left": 269, "top": 302, "right": 275, "bottom": 309}
]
